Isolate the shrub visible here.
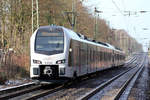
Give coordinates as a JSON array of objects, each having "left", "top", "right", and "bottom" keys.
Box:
[{"left": 0, "top": 71, "right": 8, "bottom": 85}]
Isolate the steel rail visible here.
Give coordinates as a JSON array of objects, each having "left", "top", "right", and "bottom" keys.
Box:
[
  {"left": 0, "top": 82, "right": 37, "bottom": 95},
  {"left": 23, "top": 84, "right": 66, "bottom": 100},
  {"left": 0, "top": 85, "right": 41, "bottom": 100}
]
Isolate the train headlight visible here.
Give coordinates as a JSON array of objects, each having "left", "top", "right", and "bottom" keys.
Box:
[
  {"left": 69, "top": 48, "right": 72, "bottom": 52},
  {"left": 56, "top": 59, "right": 66, "bottom": 64},
  {"left": 33, "top": 59, "right": 42, "bottom": 64}
]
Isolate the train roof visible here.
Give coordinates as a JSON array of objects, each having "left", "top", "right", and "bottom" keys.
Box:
[
  {"left": 76, "top": 32, "right": 109, "bottom": 47},
  {"left": 38, "top": 25, "right": 124, "bottom": 53}
]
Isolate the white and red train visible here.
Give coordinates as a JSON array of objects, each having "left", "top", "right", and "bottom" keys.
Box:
[{"left": 30, "top": 25, "right": 125, "bottom": 80}]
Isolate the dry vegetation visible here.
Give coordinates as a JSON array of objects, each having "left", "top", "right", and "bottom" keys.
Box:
[
  {"left": 0, "top": 0, "right": 142, "bottom": 84},
  {"left": 0, "top": 51, "right": 29, "bottom": 84}
]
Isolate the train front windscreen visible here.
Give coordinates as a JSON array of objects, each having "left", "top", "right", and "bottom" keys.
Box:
[{"left": 35, "top": 27, "right": 64, "bottom": 55}]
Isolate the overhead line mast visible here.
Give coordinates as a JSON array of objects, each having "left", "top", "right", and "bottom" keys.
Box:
[
  {"left": 64, "top": 0, "right": 77, "bottom": 31},
  {"left": 72, "top": 0, "right": 76, "bottom": 30},
  {"left": 32, "top": 0, "right": 39, "bottom": 34}
]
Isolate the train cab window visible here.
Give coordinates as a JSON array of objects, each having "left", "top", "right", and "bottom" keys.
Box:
[{"left": 35, "top": 27, "right": 64, "bottom": 55}]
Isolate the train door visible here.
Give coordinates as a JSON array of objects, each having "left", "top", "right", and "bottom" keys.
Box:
[
  {"left": 93, "top": 46, "right": 95, "bottom": 72},
  {"left": 85, "top": 43, "right": 88, "bottom": 74},
  {"left": 101, "top": 48, "right": 104, "bottom": 68},
  {"left": 96, "top": 46, "right": 98, "bottom": 71},
  {"left": 110, "top": 50, "right": 112, "bottom": 67},
  {"left": 103, "top": 48, "right": 106, "bottom": 68},
  {"left": 68, "top": 39, "right": 79, "bottom": 77},
  {"left": 72, "top": 40, "right": 80, "bottom": 77},
  {"left": 86, "top": 44, "right": 89, "bottom": 74},
  {"left": 92, "top": 45, "right": 95, "bottom": 72},
  {"left": 107, "top": 50, "right": 109, "bottom": 67},
  {"left": 77, "top": 41, "right": 81, "bottom": 76},
  {"left": 80, "top": 42, "right": 87, "bottom": 76},
  {"left": 105, "top": 49, "right": 108, "bottom": 68},
  {"left": 90, "top": 47, "right": 92, "bottom": 73},
  {"left": 94, "top": 46, "right": 97, "bottom": 72},
  {"left": 99, "top": 47, "right": 102, "bottom": 69},
  {"left": 97, "top": 46, "right": 100, "bottom": 70},
  {"left": 112, "top": 50, "right": 115, "bottom": 66},
  {"left": 87, "top": 44, "right": 91, "bottom": 74}
]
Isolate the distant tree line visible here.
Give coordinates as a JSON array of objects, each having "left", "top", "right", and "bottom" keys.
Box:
[{"left": 0, "top": 0, "right": 143, "bottom": 55}]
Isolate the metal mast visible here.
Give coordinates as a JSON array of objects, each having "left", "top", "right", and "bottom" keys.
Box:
[
  {"left": 64, "top": 0, "right": 76, "bottom": 31},
  {"left": 32, "top": 0, "right": 39, "bottom": 33},
  {"left": 72, "top": 0, "right": 76, "bottom": 30},
  {"left": 94, "top": 7, "right": 102, "bottom": 40}
]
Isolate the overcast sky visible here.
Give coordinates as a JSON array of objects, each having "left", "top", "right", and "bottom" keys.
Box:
[{"left": 82, "top": 0, "right": 150, "bottom": 51}]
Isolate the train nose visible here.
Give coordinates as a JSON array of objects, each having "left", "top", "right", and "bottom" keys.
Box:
[{"left": 40, "top": 65, "right": 59, "bottom": 79}]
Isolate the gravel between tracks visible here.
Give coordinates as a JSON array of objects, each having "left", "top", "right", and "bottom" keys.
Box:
[{"left": 127, "top": 59, "right": 150, "bottom": 100}]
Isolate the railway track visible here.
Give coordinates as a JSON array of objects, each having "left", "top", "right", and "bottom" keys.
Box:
[
  {"left": 0, "top": 80, "right": 72, "bottom": 100},
  {"left": 78, "top": 55, "right": 145, "bottom": 100},
  {"left": 23, "top": 84, "right": 66, "bottom": 100},
  {"left": 113, "top": 65, "right": 144, "bottom": 100},
  {"left": 0, "top": 55, "right": 138, "bottom": 100},
  {"left": 0, "top": 82, "right": 41, "bottom": 100},
  {"left": 0, "top": 82, "right": 37, "bottom": 95}
]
